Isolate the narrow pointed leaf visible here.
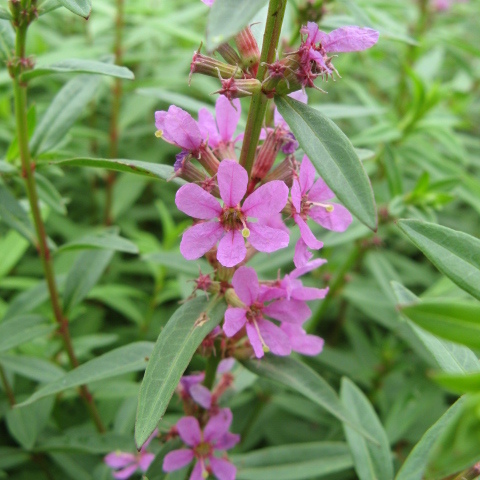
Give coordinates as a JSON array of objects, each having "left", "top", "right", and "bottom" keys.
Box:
[
  {"left": 434, "top": 371, "right": 480, "bottom": 394},
  {"left": 341, "top": 378, "right": 394, "bottom": 480},
  {"left": 57, "top": 229, "right": 138, "bottom": 254},
  {"left": 243, "top": 355, "right": 377, "bottom": 443},
  {"left": 135, "top": 297, "right": 226, "bottom": 447},
  {"left": 21, "top": 59, "right": 134, "bottom": 82},
  {"left": 52, "top": 158, "right": 184, "bottom": 185},
  {"left": 275, "top": 96, "right": 377, "bottom": 230},
  {"left": 17, "top": 342, "right": 154, "bottom": 407},
  {"left": 0, "top": 7, "right": 11, "bottom": 20},
  {"left": 400, "top": 300, "right": 480, "bottom": 350},
  {"left": 206, "top": 0, "right": 268, "bottom": 51},
  {"left": 57, "top": 0, "right": 91, "bottom": 18},
  {"left": 397, "top": 219, "right": 480, "bottom": 301}
]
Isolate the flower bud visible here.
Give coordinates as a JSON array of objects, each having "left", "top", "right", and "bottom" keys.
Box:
[
  {"left": 262, "top": 155, "right": 296, "bottom": 188},
  {"left": 250, "top": 129, "right": 283, "bottom": 184},
  {"left": 216, "top": 43, "right": 242, "bottom": 66},
  {"left": 213, "top": 77, "right": 261, "bottom": 100},
  {"left": 235, "top": 27, "right": 260, "bottom": 76},
  {"left": 190, "top": 51, "right": 244, "bottom": 82}
]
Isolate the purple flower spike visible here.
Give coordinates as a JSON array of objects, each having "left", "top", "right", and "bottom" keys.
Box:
[
  {"left": 224, "top": 267, "right": 313, "bottom": 358},
  {"left": 155, "top": 105, "right": 203, "bottom": 152},
  {"left": 290, "top": 156, "right": 352, "bottom": 267},
  {"left": 176, "top": 160, "right": 289, "bottom": 267},
  {"left": 198, "top": 97, "right": 241, "bottom": 151},
  {"left": 163, "top": 409, "right": 239, "bottom": 480},
  {"left": 105, "top": 429, "right": 157, "bottom": 479}
]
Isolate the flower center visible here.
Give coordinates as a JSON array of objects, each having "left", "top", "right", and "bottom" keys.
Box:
[
  {"left": 195, "top": 441, "right": 212, "bottom": 458},
  {"left": 220, "top": 206, "right": 250, "bottom": 237}
]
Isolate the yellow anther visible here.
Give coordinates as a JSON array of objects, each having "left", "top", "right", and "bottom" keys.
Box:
[
  {"left": 242, "top": 227, "right": 250, "bottom": 238},
  {"left": 263, "top": 345, "right": 270, "bottom": 353},
  {"left": 325, "top": 204, "right": 334, "bottom": 213},
  {"left": 155, "top": 130, "right": 163, "bottom": 138}
]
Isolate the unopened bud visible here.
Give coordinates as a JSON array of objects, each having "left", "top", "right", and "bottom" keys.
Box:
[
  {"left": 214, "top": 77, "right": 261, "bottom": 100},
  {"left": 251, "top": 129, "right": 283, "bottom": 183},
  {"left": 262, "top": 156, "right": 296, "bottom": 188},
  {"left": 217, "top": 43, "right": 242, "bottom": 66},
  {"left": 197, "top": 145, "right": 220, "bottom": 176},
  {"left": 191, "top": 51, "right": 243, "bottom": 82},
  {"left": 235, "top": 27, "right": 260, "bottom": 76}
]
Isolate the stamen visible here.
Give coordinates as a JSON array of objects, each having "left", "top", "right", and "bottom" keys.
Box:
[
  {"left": 310, "top": 201, "right": 334, "bottom": 212},
  {"left": 252, "top": 319, "right": 269, "bottom": 353},
  {"left": 155, "top": 130, "right": 163, "bottom": 138}
]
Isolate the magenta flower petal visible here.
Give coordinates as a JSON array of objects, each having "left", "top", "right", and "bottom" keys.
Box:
[
  {"left": 157, "top": 105, "right": 203, "bottom": 151},
  {"left": 292, "top": 286, "right": 329, "bottom": 301},
  {"left": 201, "top": 0, "right": 215, "bottom": 6},
  {"left": 217, "top": 358, "right": 235, "bottom": 374},
  {"left": 308, "top": 177, "right": 335, "bottom": 203},
  {"left": 257, "top": 318, "right": 291, "bottom": 356},
  {"left": 204, "top": 408, "right": 233, "bottom": 443},
  {"left": 232, "top": 266, "right": 259, "bottom": 306},
  {"left": 190, "top": 461, "right": 204, "bottom": 480},
  {"left": 198, "top": 108, "right": 221, "bottom": 149},
  {"left": 322, "top": 26, "right": 379, "bottom": 53},
  {"left": 309, "top": 204, "right": 352, "bottom": 232},
  {"left": 105, "top": 452, "right": 136, "bottom": 469},
  {"left": 138, "top": 452, "right": 155, "bottom": 472},
  {"left": 301, "top": 21, "right": 322, "bottom": 44},
  {"left": 180, "top": 222, "right": 224, "bottom": 260},
  {"left": 264, "top": 299, "right": 311, "bottom": 324},
  {"left": 217, "top": 229, "right": 246, "bottom": 267},
  {"left": 290, "top": 179, "right": 302, "bottom": 214},
  {"left": 217, "top": 160, "right": 248, "bottom": 207},
  {"left": 113, "top": 464, "right": 139, "bottom": 480},
  {"left": 294, "top": 238, "right": 313, "bottom": 268},
  {"left": 216, "top": 432, "right": 241, "bottom": 450},
  {"left": 242, "top": 181, "right": 288, "bottom": 217},
  {"left": 294, "top": 214, "right": 323, "bottom": 250},
  {"left": 163, "top": 449, "right": 194, "bottom": 472},
  {"left": 210, "top": 457, "right": 237, "bottom": 480},
  {"left": 216, "top": 96, "right": 241, "bottom": 143},
  {"left": 224, "top": 308, "right": 248, "bottom": 337},
  {"left": 299, "top": 156, "right": 316, "bottom": 195},
  {"left": 309, "top": 49, "right": 329, "bottom": 71},
  {"left": 245, "top": 321, "right": 265, "bottom": 358},
  {"left": 177, "top": 417, "right": 202, "bottom": 447},
  {"left": 290, "top": 258, "right": 327, "bottom": 279},
  {"left": 176, "top": 184, "right": 221, "bottom": 220},
  {"left": 180, "top": 373, "right": 205, "bottom": 392},
  {"left": 248, "top": 223, "right": 289, "bottom": 253},
  {"left": 281, "top": 324, "right": 324, "bottom": 356},
  {"left": 190, "top": 384, "right": 212, "bottom": 409}
]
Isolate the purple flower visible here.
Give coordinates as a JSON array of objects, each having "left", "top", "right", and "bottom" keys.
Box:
[
  {"left": 201, "top": 0, "right": 215, "bottom": 5},
  {"left": 280, "top": 324, "right": 324, "bottom": 356},
  {"left": 104, "top": 429, "right": 157, "bottom": 479},
  {"left": 175, "top": 160, "right": 289, "bottom": 267},
  {"left": 163, "top": 409, "right": 239, "bottom": 480},
  {"left": 290, "top": 156, "right": 352, "bottom": 267},
  {"left": 198, "top": 96, "right": 242, "bottom": 152},
  {"left": 224, "top": 267, "right": 312, "bottom": 358}
]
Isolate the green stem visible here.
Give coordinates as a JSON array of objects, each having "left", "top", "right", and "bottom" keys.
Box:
[
  {"left": 12, "top": 22, "right": 106, "bottom": 434},
  {"left": 239, "top": 0, "right": 287, "bottom": 178},
  {"left": 104, "top": 0, "right": 125, "bottom": 225},
  {"left": 452, "top": 465, "right": 480, "bottom": 480},
  {"left": 0, "top": 365, "right": 16, "bottom": 406}
]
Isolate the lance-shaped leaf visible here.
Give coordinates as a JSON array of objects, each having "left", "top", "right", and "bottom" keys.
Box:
[
  {"left": 434, "top": 371, "right": 480, "bottom": 394},
  {"left": 135, "top": 297, "right": 226, "bottom": 448},
  {"left": 17, "top": 342, "right": 154, "bottom": 407},
  {"left": 206, "top": 0, "right": 268, "bottom": 51},
  {"left": 275, "top": 96, "right": 377, "bottom": 230},
  {"left": 397, "top": 219, "right": 480, "bottom": 301},
  {"left": 243, "top": 355, "right": 377, "bottom": 443},
  {"left": 400, "top": 300, "right": 480, "bottom": 350},
  {"left": 57, "top": 228, "right": 138, "bottom": 254},
  {"left": 341, "top": 378, "right": 394, "bottom": 480},
  {"left": 52, "top": 158, "right": 184, "bottom": 186},
  {"left": 57, "top": 0, "right": 91, "bottom": 18},
  {"left": 21, "top": 59, "right": 134, "bottom": 82}
]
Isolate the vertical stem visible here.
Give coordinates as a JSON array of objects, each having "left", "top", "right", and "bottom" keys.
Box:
[
  {"left": 0, "top": 365, "right": 16, "bottom": 406},
  {"left": 12, "top": 21, "right": 105, "bottom": 434},
  {"left": 203, "top": 352, "right": 221, "bottom": 390},
  {"left": 239, "top": 0, "right": 287, "bottom": 178},
  {"left": 104, "top": 0, "right": 124, "bottom": 225}
]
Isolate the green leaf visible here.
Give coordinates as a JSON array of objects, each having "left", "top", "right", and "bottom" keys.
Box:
[
  {"left": 56, "top": 0, "right": 91, "bottom": 18},
  {"left": 0, "top": 182, "right": 36, "bottom": 244},
  {"left": 206, "top": 0, "right": 268, "bottom": 51},
  {"left": 341, "top": 378, "right": 394, "bottom": 480},
  {"left": 21, "top": 59, "right": 134, "bottom": 82},
  {"left": 35, "top": 172, "right": 67, "bottom": 215},
  {"left": 397, "top": 219, "right": 480, "bottom": 301},
  {"left": 58, "top": 229, "right": 139, "bottom": 254},
  {"left": 0, "top": 7, "right": 11, "bottom": 20},
  {"left": 0, "top": 315, "right": 56, "bottom": 353},
  {"left": 0, "top": 354, "right": 65, "bottom": 383},
  {"left": 395, "top": 398, "right": 465, "bottom": 480},
  {"left": 242, "top": 355, "right": 376, "bottom": 443},
  {"left": 135, "top": 296, "right": 226, "bottom": 447},
  {"left": 63, "top": 249, "right": 114, "bottom": 314},
  {"left": 143, "top": 251, "right": 209, "bottom": 276},
  {"left": 6, "top": 397, "right": 54, "bottom": 450},
  {"left": 391, "top": 282, "right": 480, "bottom": 374},
  {"left": 17, "top": 342, "right": 154, "bottom": 407},
  {"left": 0, "top": 231, "right": 29, "bottom": 280},
  {"left": 52, "top": 158, "right": 184, "bottom": 185},
  {"left": 275, "top": 96, "right": 377, "bottom": 230},
  {"left": 400, "top": 300, "right": 480, "bottom": 350},
  {"left": 233, "top": 442, "right": 353, "bottom": 480},
  {"left": 30, "top": 74, "right": 102, "bottom": 156},
  {"left": 433, "top": 371, "right": 480, "bottom": 394}
]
